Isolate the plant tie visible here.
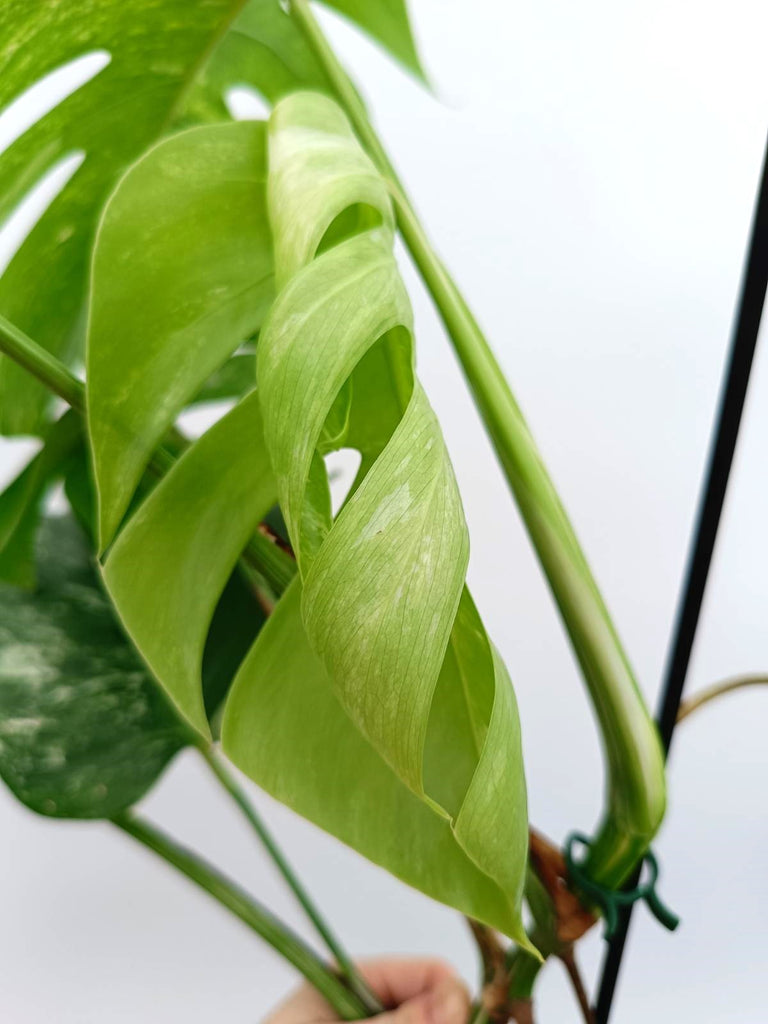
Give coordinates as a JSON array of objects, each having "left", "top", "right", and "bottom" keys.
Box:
[{"left": 564, "top": 832, "right": 680, "bottom": 939}]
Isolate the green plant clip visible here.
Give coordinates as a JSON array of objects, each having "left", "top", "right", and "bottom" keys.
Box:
[{"left": 564, "top": 832, "right": 680, "bottom": 939}]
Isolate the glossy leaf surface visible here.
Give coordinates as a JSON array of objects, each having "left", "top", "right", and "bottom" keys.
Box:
[{"left": 87, "top": 122, "right": 273, "bottom": 548}]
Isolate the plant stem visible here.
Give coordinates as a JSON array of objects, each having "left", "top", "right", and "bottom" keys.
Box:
[
  {"left": 506, "top": 946, "right": 543, "bottom": 1003},
  {"left": 466, "top": 918, "right": 505, "bottom": 985},
  {"left": 468, "top": 1004, "right": 490, "bottom": 1024},
  {"left": 0, "top": 313, "right": 295, "bottom": 595},
  {"left": 508, "top": 999, "right": 535, "bottom": 1024},
  {"left": 198, "top": 745, "right": 382, "bottom": 1014},
  {"left": 0, "top": 313, "right": 84, "bottom": 412},
  {"left": 677, "top": 673, "right": 768, "bottom": 723},
  {"left": 111, "top": 811, "right": 369, "bottom": 1019},
  {"left": 559, "top": 949, "right": 595, "bottom": 1024},
  {"left": 288, "top": 0, "right": 665, "bottom": 889},
  {"left": 246, "top": 528, "right": 296, "bottom": 595},
  {"left": 465, "top": 918, "right": 512, "bottom": 1023}
]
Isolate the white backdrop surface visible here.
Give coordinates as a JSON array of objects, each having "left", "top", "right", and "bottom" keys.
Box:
[{"left": 1, "top": 1, "right": 767, "bottom": 1021}]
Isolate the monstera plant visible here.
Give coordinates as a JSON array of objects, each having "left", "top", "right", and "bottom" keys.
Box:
[{"left": 1, "top": 2, "right": 763, "bottom": 1021}]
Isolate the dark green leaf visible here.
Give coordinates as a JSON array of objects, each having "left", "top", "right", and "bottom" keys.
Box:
[
  {"left": 0, "top": 517, "right": 189, "bottom": 819},
  {"left": 62, "top": 447, "right": 97, "bottom": 541},
  {"left": 202, "top": 566, "right": 268, "bottom": 728}
]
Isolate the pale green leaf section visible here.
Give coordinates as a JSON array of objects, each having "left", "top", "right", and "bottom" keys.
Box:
[
  {"left": 225, "top": 91, "right": 532, "bottom": 942},
  {"left": 0, "top": 517, "right": 189, "bottom": 818},
  {"left": 87, "top": 122, "right": 274, "bottom": 548},
  {"left": 0, "top": 0, "right": 248, "bottom": 435},
  {"left": 268, "top": 95, "right": 393, "bottom": 289},
  {"left": 258, "top": 234, "right": 405, "bottom": 563},
  {"left": 302, "top": 377, "right": 469, "bottom": 793},
  {"left": 103, "top": 391, "right": 276, "bottom": 737},
  {"left": 222, "top": 581, "right": 519, "bottom": 937}
]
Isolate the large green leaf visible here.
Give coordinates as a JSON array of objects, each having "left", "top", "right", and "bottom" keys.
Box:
[
  {"left": 102, "top": 391, "right": 276, "bottom": 736},
  {"left": 224, "top": 92, "right": 532, "bottom": 943},
  {"left": 223, "top": 583, "right": 521, "bottom": 937},
  {"left": 0, "top": 0, "right": 252, "bottom": 435},
  {"left": 87, "top": 122, "right": 273, "bottom": 549},
  {"left": 0, "top": 516, "right": 189, "bottom": 819}
]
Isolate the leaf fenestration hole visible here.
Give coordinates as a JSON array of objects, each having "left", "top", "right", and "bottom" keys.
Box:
[
  {"left": 0, "top": 151, "right": 85, "bottom": 276},
  {"left": 225, "top": 86, "right": 271, "bottom": 122},
  {"left": 0, "top": 437, "right": 42, "bottom": 490},
  {"left": 310, "top": 324, "right": 413, "bottom": 529},
  {"left": 324, "top": 447, "right": 362, "bottom": 517},
  {"left": 0, "top": 51, "right": 111, "bottom": 158}
]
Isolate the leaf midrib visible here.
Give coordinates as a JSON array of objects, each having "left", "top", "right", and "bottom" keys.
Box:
[{"left": 161, "top": 0, "right": 252, "bottom": 134}]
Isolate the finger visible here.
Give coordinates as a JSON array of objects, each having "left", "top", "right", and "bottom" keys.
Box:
[
  {"left": 263, "top": 982, "right": 339, "bottom": 1024},
  {"left": 375, "top": 976, "right": 471, "bottom": 1024},
  {"left": 263, "top": 959, "right": 470, "bottom": 1024},
  {"left": 358, "top": 958, "right": 459, "bottom": 1007}
]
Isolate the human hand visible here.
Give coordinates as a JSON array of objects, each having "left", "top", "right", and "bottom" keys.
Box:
[{"left": 265, "top": 958, "right": 471, "bottom": 1024}]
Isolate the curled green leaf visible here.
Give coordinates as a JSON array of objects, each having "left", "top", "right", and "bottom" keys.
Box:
[
  {"left": 223, "top": 580, "right": 524, "bottom": 938},
  {"left": 224, "top": 92, "right": 532, "bottom": 944}
]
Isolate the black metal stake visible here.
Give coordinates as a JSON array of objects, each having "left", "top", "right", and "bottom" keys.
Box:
[{"left": 594, "top": 127, "right": 768, "bottom": 1023}]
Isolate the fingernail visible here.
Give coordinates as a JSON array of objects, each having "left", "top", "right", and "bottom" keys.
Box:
[{"left": 427, "top": 980, "right": 467, "bottom": 1024}]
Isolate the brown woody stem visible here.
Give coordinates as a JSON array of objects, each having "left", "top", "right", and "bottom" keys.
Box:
[
  {"left": 559, "top": 948, "right": 595, "bottom": 1024},
  {"left": 508, "top": 999, "right": 535, "bottom": 1024}
]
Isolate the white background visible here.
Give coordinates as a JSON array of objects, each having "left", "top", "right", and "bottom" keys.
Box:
[{"left": 1, "top": 0, "right": 767, "bottom": 1020}]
